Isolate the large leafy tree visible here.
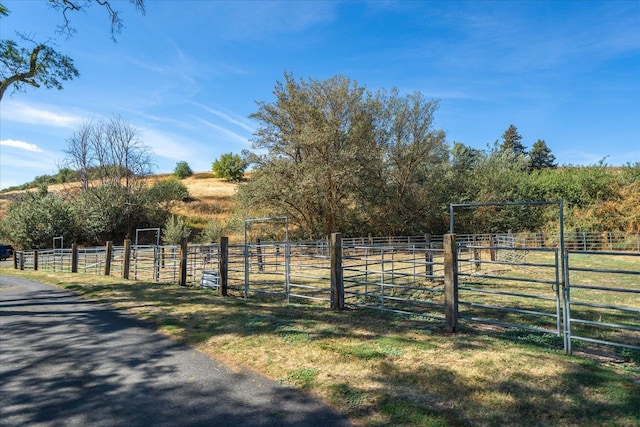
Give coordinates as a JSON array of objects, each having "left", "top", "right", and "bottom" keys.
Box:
[
  {"left": 375, "top": 90, "right": 450, "bottom": 235},
  {"left": 212, "top": 153, "right": 246, "bottom": 182},
  {"left": 239, "top": 73, "right": 449, "bottom": 238},
  {"left": 0, "top": 1, "right": 144, "bottom": 102},
  {"left": 239, "top": 73, "right": 379, "bottom": 238}
]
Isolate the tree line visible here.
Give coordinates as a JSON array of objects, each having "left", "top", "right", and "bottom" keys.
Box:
[
  {"left": 2, "top": 73, "right": 639, "bottom": 248},
  {"left": 237, "top": 73, "right": 639, "bottom": 239}
]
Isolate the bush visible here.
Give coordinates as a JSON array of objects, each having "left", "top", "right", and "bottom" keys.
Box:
[
  {"left": 174, "top": 161, "right": 193, "bottom": 179},
  {"left": 162, "top": 215, "right": 191, "bottom": 244},
  {"left": 212, "top": 153, "right": 246, "bottom": 182}
]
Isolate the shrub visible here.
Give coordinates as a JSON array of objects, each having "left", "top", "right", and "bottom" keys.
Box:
[
  {"left": 173, "top": 161, "right": 193, "bottom": 179},
  {"left": 212, "top": 153, "right": 246, "bottom": 182}
]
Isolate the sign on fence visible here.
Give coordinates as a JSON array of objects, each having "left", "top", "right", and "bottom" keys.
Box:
[{"left": 200, "top": 270, "right": 219, "bottom": 290}]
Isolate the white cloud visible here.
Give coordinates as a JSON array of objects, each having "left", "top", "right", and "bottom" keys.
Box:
[
  {"left": 139, "top": 128, "right": 195, "bottom": 160},
  {"left": 193, "top": 117, "right": 251, "bottom": 146},
  {"left": 0, "top": 139, "right": 43, "bottom": 152},
  {"left": 191, "top": 102, "right": 255, "bottom": 133},
  {"left": 1, "top": 101, "right": 83, "bottom": 128}
]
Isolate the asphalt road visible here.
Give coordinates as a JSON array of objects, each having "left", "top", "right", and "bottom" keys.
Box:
[{"left": 0, "top": 275, "right": 350, "bottom": 427}]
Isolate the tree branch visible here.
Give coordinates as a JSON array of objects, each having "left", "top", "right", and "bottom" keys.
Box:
[{"left": 0, "top": 45, "right": 45, "bottom": 101}]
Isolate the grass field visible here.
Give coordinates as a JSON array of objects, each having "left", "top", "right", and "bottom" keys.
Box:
[{"left": 2, "top": 263, "right": 639, "bottom": 426}]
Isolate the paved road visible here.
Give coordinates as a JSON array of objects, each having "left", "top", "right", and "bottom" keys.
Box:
[{"left": 0, "top": 276, "right": 350, "bottom": 426}]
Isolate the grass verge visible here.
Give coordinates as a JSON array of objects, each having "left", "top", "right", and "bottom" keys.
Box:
[{"left": 2, "top": 266, "right": 639, "bottom": 426}]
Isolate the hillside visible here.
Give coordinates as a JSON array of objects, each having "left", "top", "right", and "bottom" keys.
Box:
[{"left": 0, "top": 172, "right": 239, "bottom": 234}]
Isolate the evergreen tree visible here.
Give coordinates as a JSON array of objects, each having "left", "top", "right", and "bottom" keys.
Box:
[
  {"left": 500, "top": 124, "right": 527, "bottom": 156},
  {"left": 528, "top": 139, "right": 557, "bottom": 170}
]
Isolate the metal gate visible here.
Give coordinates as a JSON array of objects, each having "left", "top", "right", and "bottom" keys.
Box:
[{"left": 456, "top": 240, "right": 563, "bottom": 336}]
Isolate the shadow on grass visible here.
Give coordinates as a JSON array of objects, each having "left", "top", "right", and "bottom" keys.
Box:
[{"left": 8, "top": 272, "right": 640, "bottom": 426}]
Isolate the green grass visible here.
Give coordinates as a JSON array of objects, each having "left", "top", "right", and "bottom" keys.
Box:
[{"left": 2, "top": 261, "right": 639, "bottom": 426}]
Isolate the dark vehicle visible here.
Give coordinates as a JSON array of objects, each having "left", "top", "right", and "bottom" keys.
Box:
[{"left": 0, "top": 244, "right": 14, "bottom": 261}]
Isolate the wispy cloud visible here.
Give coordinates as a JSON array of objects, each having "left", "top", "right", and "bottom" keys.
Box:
[
  {"left": 1, "top": 101, "right": 83, "bottom": 128},
  {"left": 139, "top": 128, "right": 196, "bottom": 161},
  {"left": 191, "top": 102, "right": 255, "bottom": 133},
  {"left": 0, "top": 139, "right": 43, "bottom": 152},
  {"left": 193, "top": 117, "right": 251, "bottom": 146},
  {"left": 212, "top": 1, "right": 338, "bottom": 40}
]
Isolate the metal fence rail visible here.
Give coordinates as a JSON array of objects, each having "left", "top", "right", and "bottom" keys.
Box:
[
  {"left": 11, "top": 233, "right": 640, "bottom": 355},
  {"left": 564, "top": 250, "right": 640, "bottom": 351},
  {"left": 184, "top": 244, "right": 218, "bottom": 286},
  {"left": 288, "top": 242, "right": 332, "bottom": 304},
  {"left": 457, "top": 246, "right": 562, "bottom": 336},
  {"left": 77, "top": 247, "right": 106, "bottom": 275},
  {"left": 342, "top": 244, "right": 446, "bottom": 319},
  {"left": 227, "top": 244, "right": 247, "bottom": 294}
]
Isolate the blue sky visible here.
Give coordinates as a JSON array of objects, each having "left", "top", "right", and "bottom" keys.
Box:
[{"left": 1, "top": 0, "right": 639, "bottom": 190}]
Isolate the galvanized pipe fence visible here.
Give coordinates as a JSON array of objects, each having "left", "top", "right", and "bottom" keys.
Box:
[{"left": 12, "top": 232, "right": 639, "bottom": 354}]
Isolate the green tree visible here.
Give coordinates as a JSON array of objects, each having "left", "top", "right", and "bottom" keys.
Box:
[
  {"left": 146, "top": 178, "right": 189, "bottom": 212},
  {"left": 0, "top": 190, "right": 76, "bottom": 249},
  {"left": 173, "top": 161, "right": 193, "bottom": 179},
  {"left": 375, "top": 90, "right": 450, "bottom": 235},
  {"left": 0, "top": 1, "right": 144, "bottom": 102},
  {"left": 500, "top": 124, "right": 527, "bottom": 156},
  {"left": 238, "top": 73, "right": 379, "bottom": 237},
  {"left": 162, "top": 215, "right": 190, "bottom": 245},
  {"left": 239, "top": 73, "right": 449, "bottom": 237},
  {"left": 212, "top": 152, "right": 246, "bottom": 182},
  {"left": 528, "top": 139, "right": 557, "bottom": 170},
  {"left": 197, "top": 218, "right": 226, "bottom": 243},
  {"left": 451, "top": 142, "right": 482, "bottom": 171}
]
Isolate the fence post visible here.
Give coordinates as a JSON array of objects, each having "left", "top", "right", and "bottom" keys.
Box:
[
  {"left": 473, "top": 234, "right": 480, "bottom": 269},
  {"left": 104, "top": 241, "right": 113, "bottom": 276},
  {"left": 71, "top": 243, "right": 78, "bottom": 273},
  {"left": 19, "top": 251, "right": 25, "bottom": 270},
  {"left": 425, "top": 233, "right": 433, "bottom": 277},
  {"left": 256, "top": 238, "right": 264, "bottom": 272},
  {"left": 489, "top": 234, "right": 496, "bottom": 261},
  {"left": 444, "top": 234, "right": 458, "bottom": 333},
  {"left": 179, "top": 237, "right": 188, "bottom": 286},
  {"left": 34, "top": 250, "right": 38, "bottom": 271},
  {"left": 330, "top": 232, "right": 344, "bottom": 310},
  {"left": 122, "top": 239, "right": 131, "bottom": 279},
  {"left": 219, "top": 236, "right": 228, "bottom": 296}
]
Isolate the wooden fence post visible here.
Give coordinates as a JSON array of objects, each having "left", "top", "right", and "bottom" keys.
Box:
[
  {"left": 104, "top": 241, "right": 113, "bottom": 276},
  {"left": 71, "top": 243, "right": 78, "bottom": 273},
  {"left": 330, "top": 232, "right": 344, "bottom": 310},
  {"left": 425, "top": 233, "right": 433, "bottom": 277},
  {"left": 489, "top": 234, "right": 496, "bottom": 261},
  {"left": 34, "top": 250, "right": 38, "bottom": 271},
  {"left": 219, "top": 236, "right": 228, "bottom": 296},
  {"left": 256, "top": 238, "right": 264, "bottom": 272},
  {"left": 473, "top": 234, "right": 481, "bottom": 269},
  {"left": 179, "top": 237, "right": 188, "bottom": 286},
  {"left": 444, "top": 234, "right": 458, "bottom": 333},
  {"left": 122, "top": 239, "right": 131, "bottom": 279}
]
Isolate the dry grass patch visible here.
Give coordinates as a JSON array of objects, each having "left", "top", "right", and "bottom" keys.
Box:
[{"left": 2, "top": 267, "right": 639, "bottom": 426}]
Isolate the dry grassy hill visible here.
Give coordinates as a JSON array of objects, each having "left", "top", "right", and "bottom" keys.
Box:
[{"left": 0, "top": 172, "right": 240, "bottom": 233}]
